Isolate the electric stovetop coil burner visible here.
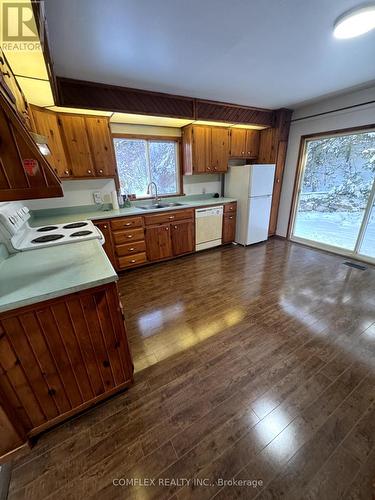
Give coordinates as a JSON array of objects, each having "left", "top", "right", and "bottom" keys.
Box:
[
  {"left": 0, "top": 202, "right": 104, "bottom": 252},
  {"left": 36, "top": 226, "right": 59, "bottom": 232},
  {"left": 63, "top": 222, "right": 89, "bottom": 229},
  {"left": 70, "top": 230, "right": 93, "bottom": 237},
  {"left": 31, "top": 234, "right": 65, "bottom": 244}
]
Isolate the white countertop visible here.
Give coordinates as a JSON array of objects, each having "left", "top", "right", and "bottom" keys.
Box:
[{"left": 0, "top": 239, "right": 117, "bottom": 313}]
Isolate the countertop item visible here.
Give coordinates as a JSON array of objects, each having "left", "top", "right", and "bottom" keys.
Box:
[
  {"left": 0, "top": 239, "right": 117, "bottom": 313},
  {"left": 29, "top": 195, "right": 237, "bottom": 227}
]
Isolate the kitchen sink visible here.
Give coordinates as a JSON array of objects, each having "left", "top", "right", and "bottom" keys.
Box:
[{"left": 138, "top": 202, "right": 186, "bottom": 210}]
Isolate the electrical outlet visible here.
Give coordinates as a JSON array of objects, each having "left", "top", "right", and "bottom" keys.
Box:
[{"left": 93, "top": 191, "right": 102, "bottom": 204}]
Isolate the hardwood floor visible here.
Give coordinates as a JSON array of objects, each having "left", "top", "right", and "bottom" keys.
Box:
[{"left": 7, "top": 239, "right": 375, "bottom": 500}]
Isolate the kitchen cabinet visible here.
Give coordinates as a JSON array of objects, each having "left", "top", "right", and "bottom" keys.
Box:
[
  {"left": 0, "top": 91, "right": 62, "bottom": 202},
  {"left": 85, "top": 116, "right": 117, "bottom": 177},
  {"left": 209, "top": 127, "right": 230, "bottom": 172},
  {"left": 0, "top": 50, "right": 29, "bottom": 127},
  {"left": 182, "top": 125, "right": 230, "bottom": 174},
  {"left": 58, "top": 113, "right": 95, "bottom": 177},
  {"left": 0, "top": 282, "right": 133, "bottom": 456},
  {"left": 258, "top": 127, "right": 277, "bottom": 163},
  {"left": 30, "top": 106, "right": 71, "bottom": 178},
  {"left": 0, "top": 405, "right": 26, "bottom": 463},
  {"left": 145, "top": 224, "right": 173, "bottom": 261},
  {"left": 108, "top": 216, "right": 147, "bottom": 270},
  {"left": 92, "top": 219, "right": 116, "bottom": 267},
  {"left": 222, "top": 202, "right": 237, "bottom": 244},
  {"left": 222, "top": 213, "right": 237, "bottom": 244},
  {"left": 171, "top": 219, "right": 194, "bottom": 255},
  {"left": 229, "top": 129, "right": 260, "bottom": 158},
  {"left": 31, "top": 107, "right": 118, "bottom": 180}
]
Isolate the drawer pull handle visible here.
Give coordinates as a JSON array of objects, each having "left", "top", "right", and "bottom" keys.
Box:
[
  {"left": 87, "top": 169, "right": 92, "bottom": 174},
  {"left": 229, "top": 216, "right": 233, "bottom": 219},
  {"left": 174, "top": 226, "right": 177, "bottom": 229},
  {"left": 168, "top": 216, "right": 174, "bottom": 219},
  {"left": 125, "top": 222, "right": 132, "bottom": 226},
  {"left": 165, "top": 227, "right": 169, "bottom": 231},
  {"left": 103, "top": 225, "right": 107, "bottom": 229},
  {"left": 127, "top": 235, "right": 133, "bottom": 238},
  {"left": 129, "top": 247, "right": 135, "bottom": 251},
  {"left": 130, "top": 259, "right": 136, "bottom": 263}
]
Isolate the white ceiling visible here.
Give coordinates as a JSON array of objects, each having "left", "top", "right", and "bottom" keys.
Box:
[{"left": 45, "top": 0, "right": 375, "bottom": 109}]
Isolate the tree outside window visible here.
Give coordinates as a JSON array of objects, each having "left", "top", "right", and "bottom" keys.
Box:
[{"left": 113, "top": 137, "right": 180, "bottom": 197}]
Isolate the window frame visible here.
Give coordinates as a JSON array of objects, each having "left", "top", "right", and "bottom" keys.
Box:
[
  {"left": 287, "top": 123, "right": 375, "bottom": 264},
  {"left": 112, "top": 133, "right": 183, "bottom": 199}
]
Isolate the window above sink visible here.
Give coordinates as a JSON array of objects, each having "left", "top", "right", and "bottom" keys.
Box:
[{"left": 112, "top": 136, "right": 181, "bottom": 198}]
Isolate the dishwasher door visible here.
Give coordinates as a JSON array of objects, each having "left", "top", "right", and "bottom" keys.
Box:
[{"left": 195, "top": 206, "right": 223, "bottom": 251}]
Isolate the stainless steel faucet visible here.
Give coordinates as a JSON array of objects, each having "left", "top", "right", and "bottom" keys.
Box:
[{"left": 146, "top": 182, "right": 160, "bottom": 203}]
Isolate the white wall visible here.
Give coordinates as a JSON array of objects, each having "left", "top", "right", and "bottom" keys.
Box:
[
  {"left": 277, "top": 85, "right": 375, "bottom": 237},
  {"left": 23, "top": 179, "right": 116, "bottom": 210},
  {"left": 183, "top": 174, "right": 222, "bottom": 195}
]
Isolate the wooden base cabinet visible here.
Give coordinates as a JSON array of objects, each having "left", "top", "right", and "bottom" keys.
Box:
[
  {"left": 145, "top": 224, "right": 173, "bottom": 261},
  {"left": 222, "top": 202, "right": 237, "bottom": 244},
  {"left": 171, "top": 219, "right": 194, "bottom": 256},
  {"left": 0, "top": 282, "right": 133, "bottom": 461}
]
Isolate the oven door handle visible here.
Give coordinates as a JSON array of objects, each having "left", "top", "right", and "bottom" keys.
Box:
[{"left": 96, "top": 228, "right": 105, "bottom": 245}]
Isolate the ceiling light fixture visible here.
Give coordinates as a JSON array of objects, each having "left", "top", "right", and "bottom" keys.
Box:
[{"left": 333, "top": 4, "right": 375, "bottom": 38}]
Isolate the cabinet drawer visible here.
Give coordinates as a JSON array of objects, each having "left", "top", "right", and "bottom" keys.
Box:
[
  {"left": 224, "top": 202, "right": 237, "bottom": 213},
  {"left": 113, "top": 228, "right": 144, "bottom": 244},
  {"left": 115, "top": 240, "right": 146, "bottom": 257},
  {"left": 144, "top": 209, "right": 194, "bottom": 226},
  {"left": 117, "top": 252, "right": 147, "bottom": 269},
  {"left": 111, "top": 216, "right": 143, "bottom": 231}
]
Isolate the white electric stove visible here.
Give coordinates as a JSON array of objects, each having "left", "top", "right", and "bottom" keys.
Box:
[{"left": 0, "top": 202, "right": 104, "bottom": 253}]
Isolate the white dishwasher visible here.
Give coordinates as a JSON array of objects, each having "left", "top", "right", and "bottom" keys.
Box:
[{"left": 195, "top": 206, "right": 223, "bottom": 251}]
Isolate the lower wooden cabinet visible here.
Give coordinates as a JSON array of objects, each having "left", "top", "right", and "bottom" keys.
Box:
[
  {"left": 95, "top": 203, "right": 235, "bottom": 270},
  {"left": 222, "top": 213, "right": 237, "bottom": 244},
  {"left": 171, "top": 219, "right": 194, "bottom": 255},
  {"left": 145, "top": 223, "right": 173, "bottom": 261},
  {"left": 0, "top": 282, "right": 133, "bottom": 460},
  {"left": 93, "top": 220, "right": 116, "bottom": 267}
]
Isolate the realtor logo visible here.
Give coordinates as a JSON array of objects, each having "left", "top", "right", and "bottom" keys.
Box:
[{"left": 1, "top": 1, "right": 44, "bottom": 50}]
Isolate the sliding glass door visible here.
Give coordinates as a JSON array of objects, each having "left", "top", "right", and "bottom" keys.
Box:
[{"left": 291, "top": 128, "right": 375, "bottom": 262}]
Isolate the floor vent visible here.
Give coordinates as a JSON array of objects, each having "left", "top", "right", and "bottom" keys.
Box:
[{"left": 343, "top": 261, "right": 367, "bottom": 270}]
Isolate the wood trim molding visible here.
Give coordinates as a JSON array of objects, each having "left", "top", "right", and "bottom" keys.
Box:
[{"left": 55, "top": 77, "right": 276, "bottom": 126}]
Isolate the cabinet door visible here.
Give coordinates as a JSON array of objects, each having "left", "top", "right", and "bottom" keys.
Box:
[
  {"left": 31, "top": 106, "right": 71, "bottom": 178},
  {"left": 192, "top": 126, "right": 211, "bottom": 173},
  {"left": 85, "top": 117, "right": 116, "bottom": 176},
  {"left": 92, "top": 220, "right": 116, "bottom": 267},
  {"left": 245, "top": 130, "right": 260, "bottom": 158},
  {"left": 171, "top": 219, "right": 194, "bottom": 256},
  {"left": 258, "top": 127, "right": 276, "bottom": 163},
  {"left": 222, "top": 213, "right": 236, "bottom": 244},
  {"left": 210, "top": 127, "right": 229, "bottom": 172},
  {"left": 145, "top": 224, "right": 172, "bottom": 261},
  {"left": 58, "top": 114, "right": 95, "bottom": 177},
  {"left": 229, "top": 129, "right": 246, "bottom": 157}
]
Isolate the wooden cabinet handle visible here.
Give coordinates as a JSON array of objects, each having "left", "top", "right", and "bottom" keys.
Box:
[
  {"left": 129, "top": 247, "right": 135, "bottom": 251},
  {"left": 130, "top": 259, "right": 136, "bottom": 263},
  {"left": 229, "top": 216, "right": 233, "bottom": 219},
  {"left": 125, "top": 222, "right": 131, "bottom": 226},
  {"left": 207, "top": 167, "right": 211, "bottom": 171},
  {"left": 99, "top": 169, "right": 103, "bottom": 174},
  {"left": 127, "top": 235, "right": 133, "bottom": 238},
  {"left": 103, "top": 225, "right": 107, "bottom": 229},
  {"left": 174, "top": 225, "right": 177, "bottom": 229},
  {"left": 165, "top": 227, "right": 169, "bottom": 231},
  {"left": 64, "top": 169, "right": 69, "bottom": 175},
  {"left": 87, "top": 169, "right": 92, "bottom": 174},
  {"left": 247, "top": 151, "right": 251, "bottom": 155},
  {"left": 241, "top": 151, "right": 245, "bottom": 154},
  {"left": 168, "top": 216, "right": 174, "bottom": 219}
]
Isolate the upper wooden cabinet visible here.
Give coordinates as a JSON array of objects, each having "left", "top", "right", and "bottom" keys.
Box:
[
  {"left": 229, "top": 129, "right": 260, "bottom": 158},
  {"left": 84, "top": 116, "right": 117, "bottom": 177},
  {"left": 258, "top": 127, "right": 277, "bottom": 163},
  {"left": 0, "top": 92, "right": 62, "bottom": 202},
  {"left": 30, "top": 107, "right": 117, "bottom": 180},
  {"left": 30, "top": 106, "right": 70, "bottom": 178},
  {"left": 182, "top": 125, "right": 230, "bottom": 174},
  {"left": 58, "top": 113, "right": 95, "bottom": 177}
]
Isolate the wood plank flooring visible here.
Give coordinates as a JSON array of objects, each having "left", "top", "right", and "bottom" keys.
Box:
[{"left": 7, "top": 239, "right": 375, "bottom": 499}]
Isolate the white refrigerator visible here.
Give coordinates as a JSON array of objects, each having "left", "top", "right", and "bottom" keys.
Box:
[{"left": 225, "top": 164, "right": 276, "bottom": 245}]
